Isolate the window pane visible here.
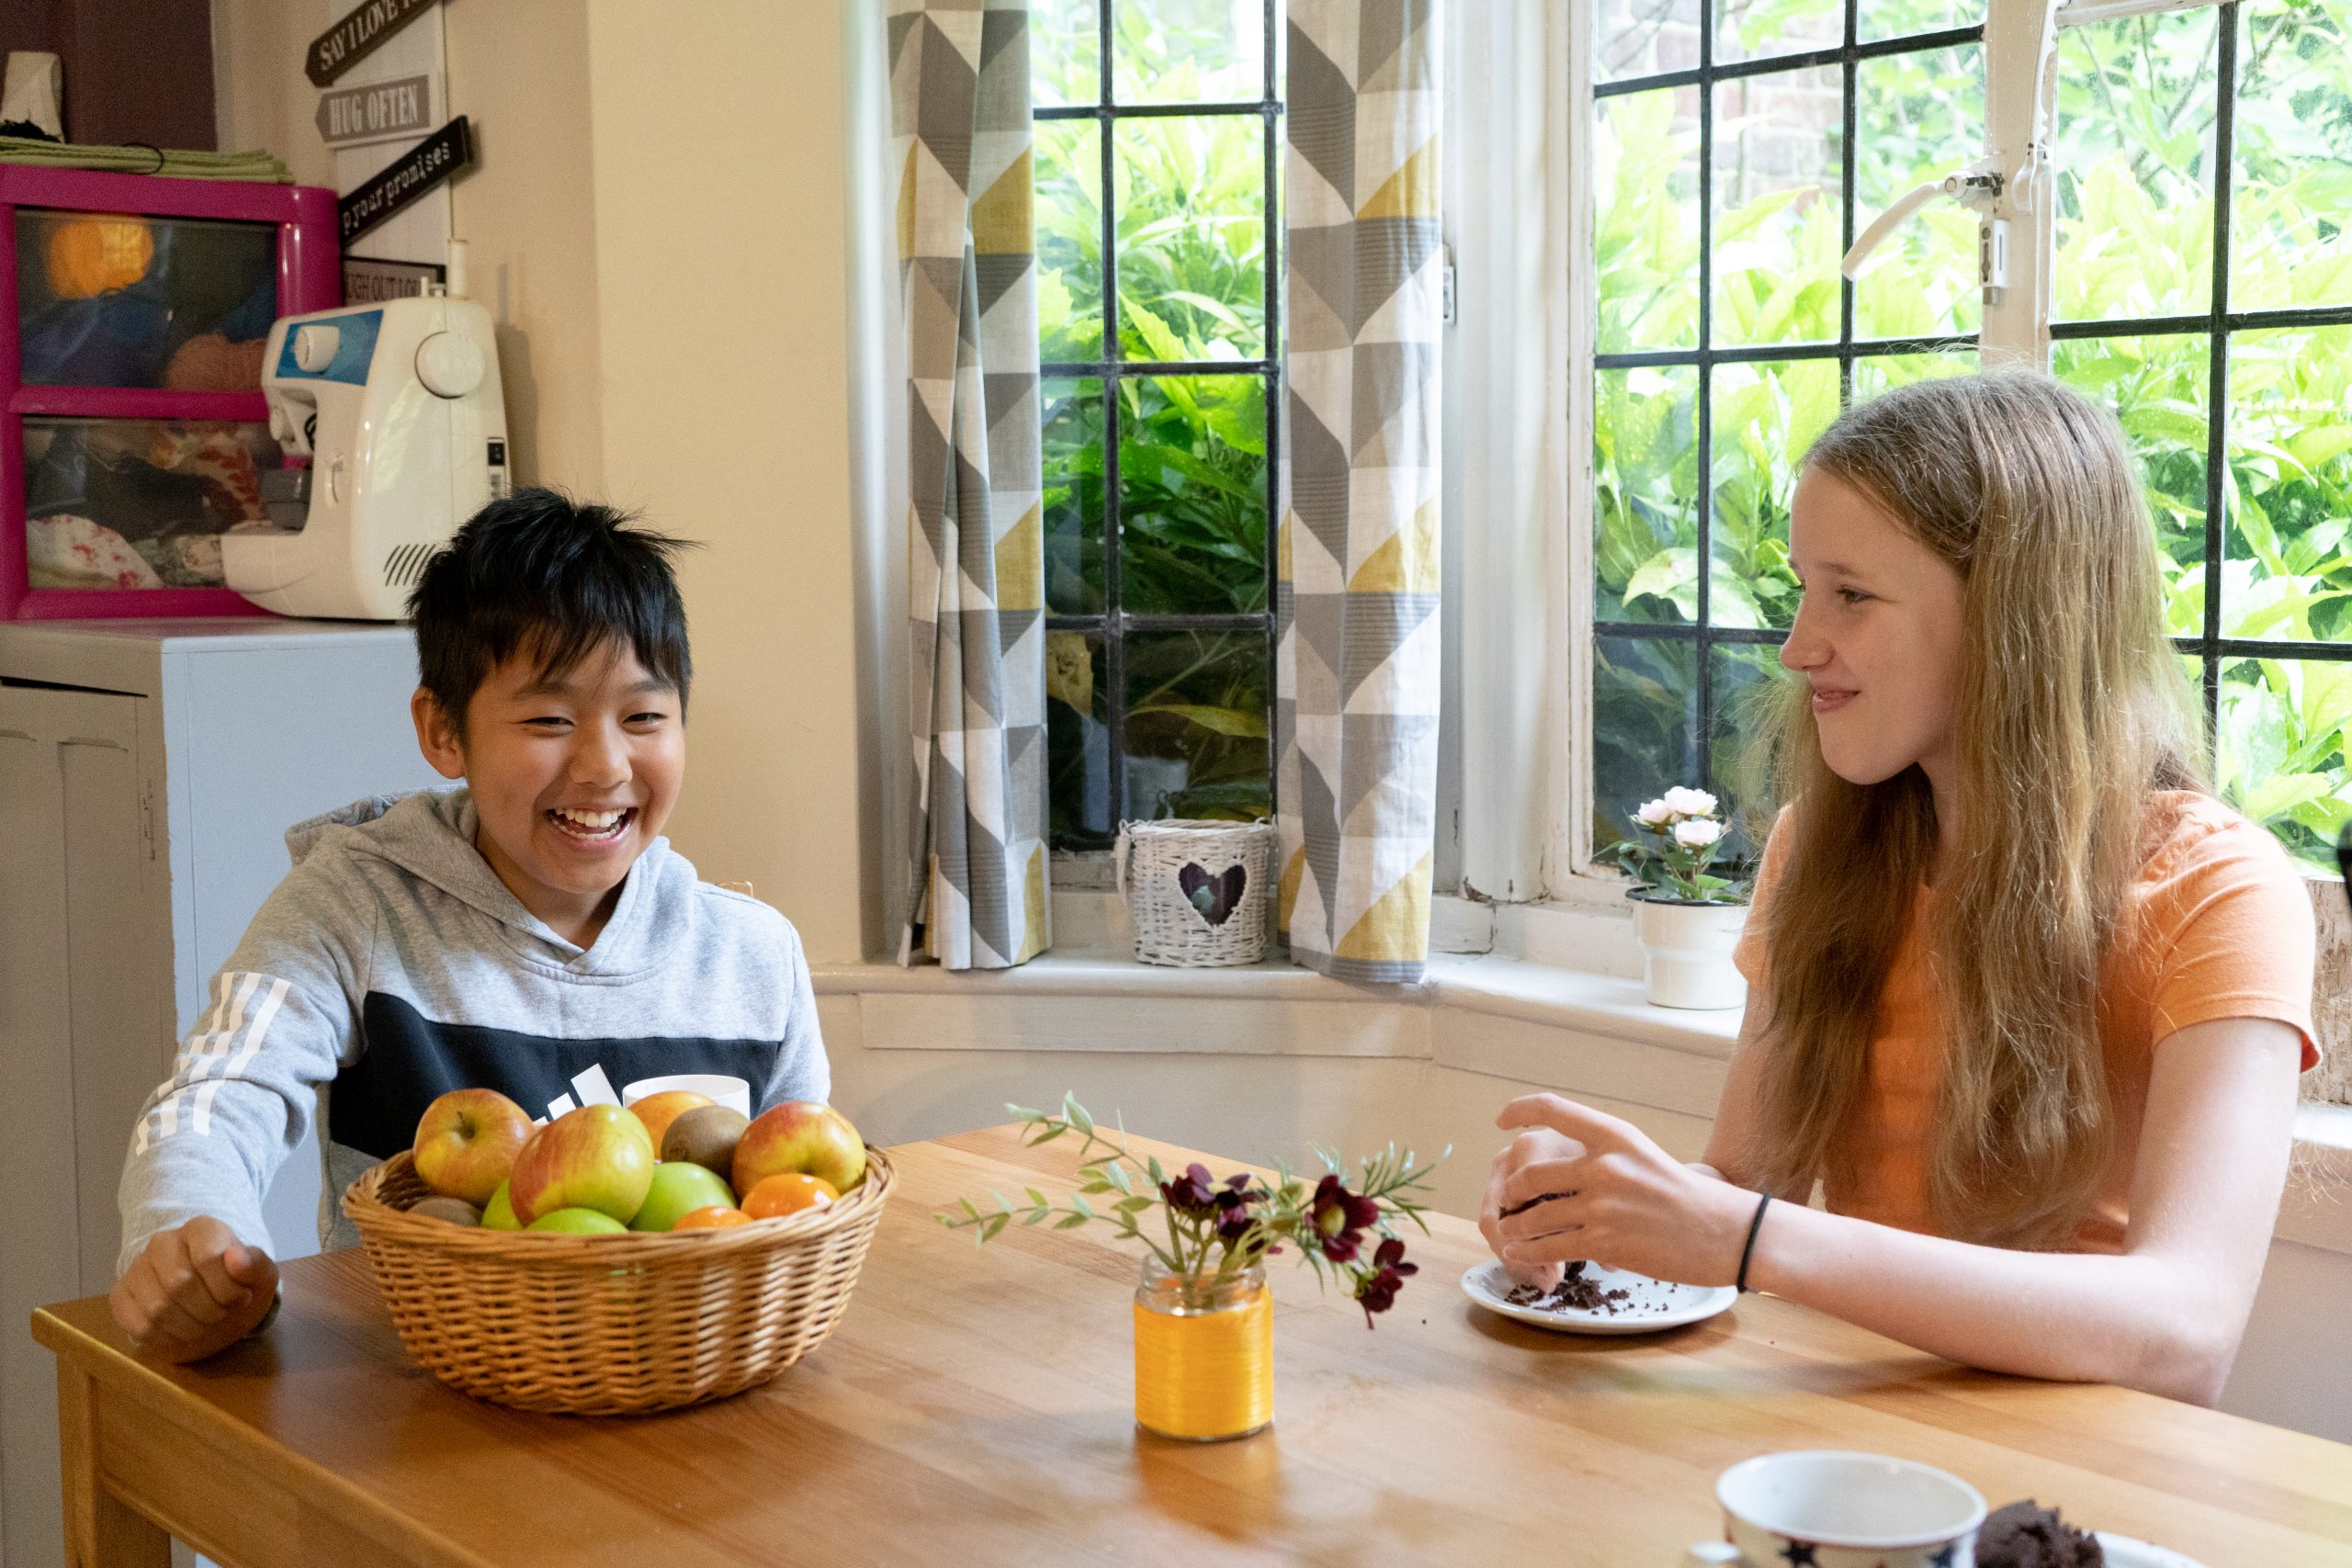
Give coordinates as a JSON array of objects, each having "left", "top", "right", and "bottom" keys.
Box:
[
  {"left": 1032, "top": 0, "right": 1101, "bottom": 107},
  {"left": 1859, "top": 0, "right": 1984, "bottom": 45},
  {"left": 1595, "top": 365, "right": 1700, "bottom": 626},
  {"left": 1594, "top": 636, "right": 1699, "bottom": 854},
  {"left": 1713, "top": 66, "right": 1844, "bottom": 348},
  {"left": 1123, "top": 628, "right": 1272, "bottom": 820},
  {"left": 1047, "top": 630, "right": 1113, "bottom": 846},
  {"left": 1114, "top": 115, "right": 1267, "bottom": 361},
  {"left": 1595, "top": 88, "right": 1702, "bottom": 353},
  {"left": 1036, "top": 119, "right": 1106, "bottom": 363},
  {"left": 2233, "top": 0, "right": 2352, "bottom": 312},
  {"left": 1595, "top": 0, "right": 1700, "bottom": 85},
  {"left": 1114, "top": 0, "right": 1265, "bottom": 105},
  {"left": 2225, "top": 325, "right": 2352, "bottom": 643},
  {"left": 2052, "top": 7, "right": 2219, "bottom": 322},
  {"left": 1118, "top": 373, "right": 1269, "bottom": 615},
  {"left": 2054, "top": 334, "right": 2210, "bottom": 638},
  {"left": 1850, "top": 347, "right": 1976, "bottom": 400},
  {"left": 1709, "top": 641, "right": 1785, "bottom": 859},
  {"left": 1710, "top": 357, "right": 1836, "bottom": 632},
  {"left": 1852, "top": 43, "right": 1984, "bottom": 341},
  {"left": 2217, "top": 653, "right": 2352, "bottom": 874},
  {"left": 1716, "top": 0, "right": 1838, "bottom": 67},
  {"left": 1044, "top": 378, "right": 1106, "bottom": 614}
]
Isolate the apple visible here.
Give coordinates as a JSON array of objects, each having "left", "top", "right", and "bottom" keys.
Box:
[
  {"left": 507, "top": 1104, "right": 656, "bottom": 1226},
  {"left": 412, "top": 1089, "right": 533, "bottom": 1207},
  {"left": 481, "top": 1181, "right": 521, "bottom": 1231},
  {"left": 526, "top": 1207, "right": 628, "bottom": 1235},
  {"left": 732, "top": 1101, "right": 866, "bottom": 1198},
  {"left": 628, "top": 1090, "right": 715, "bottom": 1152},
  {"left": 629, "top": 1161, "right": 737, "bottom": 1232}
]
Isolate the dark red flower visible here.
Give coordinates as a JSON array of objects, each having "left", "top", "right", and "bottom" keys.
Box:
[
  {"left": 1160, "top": 1162, "right": 1220, "bottom": 1218},
  {"left": 1353, "top": 1236, "right": 1419, "bottom": 1326},
  {"left": 1309, "top": 1174, "right": 1381, "bottom": 1263}
]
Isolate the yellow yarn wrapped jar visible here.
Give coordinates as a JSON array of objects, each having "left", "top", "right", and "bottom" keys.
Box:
[{"left": 1132, "top": 1258, "right": 1272, "bottom": 1441}]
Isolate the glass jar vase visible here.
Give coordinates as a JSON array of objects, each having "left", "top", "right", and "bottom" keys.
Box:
[{"left": 1131, "top": 1257, "right": 1272, "bottom": 1441}]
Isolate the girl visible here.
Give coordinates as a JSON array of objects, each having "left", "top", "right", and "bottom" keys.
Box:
[{"left": 1483, "top": 374, "right": 2319, "bottom": 1404}]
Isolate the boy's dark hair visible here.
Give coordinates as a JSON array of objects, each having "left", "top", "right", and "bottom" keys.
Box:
[{"left": 409, "top": 488, "right": 695, "bottom": 734}]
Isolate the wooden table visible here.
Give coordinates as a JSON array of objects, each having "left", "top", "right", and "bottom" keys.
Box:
[{"left": 33, "top": 1127, "right": 2352, "bottom": 1566}]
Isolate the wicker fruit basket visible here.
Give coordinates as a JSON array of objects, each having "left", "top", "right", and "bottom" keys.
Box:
[{"left": 342, "top": 1145, "right": 895, "bottom": 1415}]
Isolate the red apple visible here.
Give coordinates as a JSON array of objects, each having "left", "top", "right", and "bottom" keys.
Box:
[
  {"left": 732, "top": 1101, "right": 866, "bottom": 1198},
  {"left": 507, "top": 1104, "right": 657, "bottom": 1226},
  {"left": 412, "top": 1089, "right": 533, "bottom": 1207}
]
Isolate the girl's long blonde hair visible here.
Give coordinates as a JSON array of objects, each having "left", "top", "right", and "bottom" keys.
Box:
[{"left": 1744, "top": 373, "right": 2204, "bottom": 1249}]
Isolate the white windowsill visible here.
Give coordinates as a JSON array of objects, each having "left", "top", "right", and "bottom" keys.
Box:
[{"left": 817, "top": 889, "right": 2352, "bottom": 1253}]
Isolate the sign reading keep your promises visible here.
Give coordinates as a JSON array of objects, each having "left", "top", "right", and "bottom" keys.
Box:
[
  {"left": 306, "top": 0, "right": 443, "bottom": 87},
  {"left": 337, "top": 117, "right": 473, "bottom": 246}
]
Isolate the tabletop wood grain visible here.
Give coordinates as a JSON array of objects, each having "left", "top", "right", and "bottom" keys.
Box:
[{"left": 32, "top": 1125, "right": 2352, "bottom": 1566}]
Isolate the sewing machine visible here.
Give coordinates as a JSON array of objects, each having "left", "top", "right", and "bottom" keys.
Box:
[{"left": 223, "top": 244, "right": 508, "bottom": 620}]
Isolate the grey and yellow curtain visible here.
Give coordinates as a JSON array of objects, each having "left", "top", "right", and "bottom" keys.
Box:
[
  {"left": 1276, "top": 0, "right": 1444, "bottom": 983},
  {"left": 889, "top": 0, "right": 1052, "bottom": 969}
]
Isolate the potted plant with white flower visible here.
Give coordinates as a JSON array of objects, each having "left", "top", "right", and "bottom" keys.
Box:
[{"left": 1605, "top": 786, "right": 1755, "bottom": 1010}]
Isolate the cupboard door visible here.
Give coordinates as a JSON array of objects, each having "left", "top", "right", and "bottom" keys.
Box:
[{"left": 0, "top": 682, "right": 165, "bottom": 1568}]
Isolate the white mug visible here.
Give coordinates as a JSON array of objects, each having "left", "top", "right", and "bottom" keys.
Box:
[
  {"left": 1702, "top": 1450, "right": 1985, "bottom": 1567},
  {"left": 620, "top": 1073, "right": 753, "bottom": 1119}
]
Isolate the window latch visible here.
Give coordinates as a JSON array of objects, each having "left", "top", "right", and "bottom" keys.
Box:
[{"left": 1839, "top": 157, "right": 2009, "bottom": 303}]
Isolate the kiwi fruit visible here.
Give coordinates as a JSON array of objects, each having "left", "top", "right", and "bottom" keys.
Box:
[
  {"left": 662, "top": 1104, "right": 750, "bottom": 1177},
  {"left": 410, "top": 1195, "right": 482, "bottom": 1226}
]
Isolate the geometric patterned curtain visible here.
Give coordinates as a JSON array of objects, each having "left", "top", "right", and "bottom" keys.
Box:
[
  {"left": 1275, "top": 0, "right": 1444, "bottom": 983},
  {"left": 889, "top": 0, "right": 1052, "bottom": 969}
]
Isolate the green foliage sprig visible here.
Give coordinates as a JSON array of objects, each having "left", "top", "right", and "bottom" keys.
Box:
[{"left": 938, "top": 1094, "right": 1445, "bottom": 1326}]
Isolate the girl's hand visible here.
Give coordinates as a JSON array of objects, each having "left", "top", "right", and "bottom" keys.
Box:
[
  {"left": 1478, "top": 1125, "right": 1584, "bottom": 1290},
  {"left": 1490, "top": 1093, "right": 1758, "bottom": 1287}
]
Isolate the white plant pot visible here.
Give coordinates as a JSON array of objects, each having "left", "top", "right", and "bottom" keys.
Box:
[{"left": 1631, "top": 896, "right": 1749, "bottom": 1010}]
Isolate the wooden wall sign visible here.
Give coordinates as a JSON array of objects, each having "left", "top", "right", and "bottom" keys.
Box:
[
  {"left": 306, "top": 0, "right": 444, "bottom": 88},
  {"left": 315, "top": 72, "right": 438, "bottom": 149},
  {"left": 343, "top": 255, "right": 445, "bottom": 302},
  {"left": 337, "top": 116, "right": 472, "bottom": 246}
]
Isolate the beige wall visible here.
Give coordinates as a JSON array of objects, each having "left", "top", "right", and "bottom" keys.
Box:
[{"left": 213, "top": 0, "right": 876, "bottom": 962}]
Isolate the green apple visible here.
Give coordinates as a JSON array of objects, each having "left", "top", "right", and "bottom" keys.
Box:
[
  {"left": 412, "top": 1088, "right": 533, "bottom": 1207},
  {"left": 526, "top": 1207, "right": 628, "bottom": 1235},
  {"left": 507, "top": 1104, "right": 657, "bottom": 1225},
  {"left": 629, "top": 1162, "right": 738, "bottom": 1232},
  {"left": 481, "top": 1180, "right": 521, "bottom": 1231}
]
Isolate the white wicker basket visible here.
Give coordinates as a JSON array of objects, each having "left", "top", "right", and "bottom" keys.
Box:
[{"left": 1114, "top": 818, "right": 1277, "bottom": 966}]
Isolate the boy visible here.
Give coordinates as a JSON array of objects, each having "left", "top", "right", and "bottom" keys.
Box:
[{"left": 110, "top": 491, "right": 827, "bottom": 1361}]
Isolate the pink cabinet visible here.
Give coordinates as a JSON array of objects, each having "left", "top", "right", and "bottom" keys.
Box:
[{"left": 1, "top": 165, "right": 339, "bottom": 620}]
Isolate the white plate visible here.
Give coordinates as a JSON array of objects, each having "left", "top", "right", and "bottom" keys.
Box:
[
  {"left": 2094, "top": 1534, "right": 2206, "bottom": 1568},
  {"left": 1459, "top": 1259, "right": 1738, "bottom": 1335}
]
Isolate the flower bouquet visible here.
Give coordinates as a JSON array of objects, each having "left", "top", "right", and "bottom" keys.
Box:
[{"left": 940, "top": 1095, "right": 1444, "bottom": 1440}]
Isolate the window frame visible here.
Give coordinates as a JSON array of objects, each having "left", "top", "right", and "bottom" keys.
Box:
[
  {"left": 1033, "top": 0, "right": 1287, "bottom": 853},
  {"left": 1508, "top": 0, "right": 2352, "bottom": 899}
]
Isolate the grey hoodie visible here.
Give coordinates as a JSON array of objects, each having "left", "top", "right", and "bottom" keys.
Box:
[{"left": 118, "top": 789, "right": 827, "bottom": 1270}]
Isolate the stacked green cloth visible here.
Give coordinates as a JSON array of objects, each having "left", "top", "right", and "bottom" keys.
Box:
[{"left": 0, "top": 137, "right": 289, "bottom": 182}]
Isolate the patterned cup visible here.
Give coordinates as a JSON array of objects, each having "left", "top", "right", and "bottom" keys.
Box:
[{"left": 1714, "top": 1450, "right": 1985, "bottom": 1567}]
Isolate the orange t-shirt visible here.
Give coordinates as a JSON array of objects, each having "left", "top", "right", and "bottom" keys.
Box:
[{"left": 1733, "top": 792, "right": 2320, "bottom": 1253}]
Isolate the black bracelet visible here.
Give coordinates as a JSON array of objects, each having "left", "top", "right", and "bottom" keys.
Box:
[{"left": 1736, "top": 1193, "right": 1772, "bottom": 1293}]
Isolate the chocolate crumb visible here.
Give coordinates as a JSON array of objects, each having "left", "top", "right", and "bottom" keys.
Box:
[{"left": 1976, "top": 1500, "right": 2105, "bottom": 1568}]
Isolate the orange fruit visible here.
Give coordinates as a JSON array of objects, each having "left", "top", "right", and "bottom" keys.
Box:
[
  {"left": 742, "top": 1172, "right": 839, "bottom": 1219},
  {"left": 673, "top": 1205, "right": 753, "bottom": 1231},
  {"left": 628, "top": 1090, "right": 715, "bottom": 1151}
]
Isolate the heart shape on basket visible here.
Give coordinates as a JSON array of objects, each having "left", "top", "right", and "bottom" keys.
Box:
[{"left": 1178, "top": 862, "right": 1248, "bottom": 927}]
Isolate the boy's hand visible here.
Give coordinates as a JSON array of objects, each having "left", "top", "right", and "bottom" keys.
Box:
[{"left": 109, "top": 1217, "right": 281, "bottom": 1363}]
